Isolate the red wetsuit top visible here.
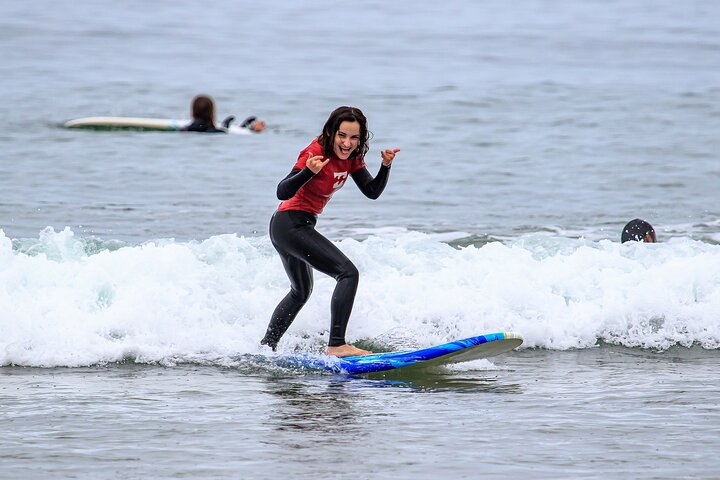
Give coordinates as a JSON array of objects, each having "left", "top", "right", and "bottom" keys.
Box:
[{"left": 278, "top": 139, "right": 368, "bottom": 215}]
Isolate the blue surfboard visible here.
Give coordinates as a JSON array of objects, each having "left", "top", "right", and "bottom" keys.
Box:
[{"left": 279, "top": 332, "right": 523, "bottom": 375}]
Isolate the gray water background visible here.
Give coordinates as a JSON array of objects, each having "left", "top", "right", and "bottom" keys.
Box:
[
  {"left": 3, "top": 347, "right": 719, "bottom": 479},
  {"left": 2, "top": 1, "right": 720, "bottom": 478},
  {"left": 1, "top": 0, "right": 718, "bottom": 244}
]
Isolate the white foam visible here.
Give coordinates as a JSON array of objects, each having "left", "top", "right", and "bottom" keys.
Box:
[{"left": 2, "top": 228, "right": 719, "bottom": 367}]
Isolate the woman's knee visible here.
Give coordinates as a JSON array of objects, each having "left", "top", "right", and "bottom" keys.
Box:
[
  {"left": 291, "top": 284, "right": 312, "bottom": 303},
  {"left": 337, "top": 260, "right": 359, "bottom": 283},
  {"left": 290, "top": 282, "right": 313, "bottom": 303}
]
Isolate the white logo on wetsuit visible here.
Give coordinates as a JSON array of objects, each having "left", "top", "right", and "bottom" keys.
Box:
[{"left": 332, "top": 171, "right": 348, "bottom": 190}]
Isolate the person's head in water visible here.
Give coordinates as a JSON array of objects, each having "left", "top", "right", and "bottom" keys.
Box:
[
  {"left": 318, "top": 106, "right": 371, "bottom": 160},
  {"left": 191, "top": 94, "right": 216, "bottom": 125},
  {"left": 621, "top": 218, "right": 657, "bottom": 243},
  {"left": 240, "top": 116, "right": 266, "bottom": 133}
]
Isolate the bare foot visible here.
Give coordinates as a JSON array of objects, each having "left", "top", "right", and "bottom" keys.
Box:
[{"left": 326, "top": 344, "right": 372, "bottom": 357}]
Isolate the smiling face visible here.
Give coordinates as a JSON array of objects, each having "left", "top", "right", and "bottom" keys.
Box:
[{"left": 333, "top": 121, "right": 361, "bottom": 159}]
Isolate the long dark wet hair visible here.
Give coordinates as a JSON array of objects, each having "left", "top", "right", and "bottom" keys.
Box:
[
  {"left": 317, "top": 106, "right": 371, "bottom": 160},
  {"left": 191, "top": 94, "right": 216, "bottom": 125}
]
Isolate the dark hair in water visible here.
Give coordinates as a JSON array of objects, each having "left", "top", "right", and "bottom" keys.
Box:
[
  {"left": 191, "top": 94, "right": 216, "bottom": 125},
  {"left": 621, "top": 218, "right": 657, "bottom": 243},
  {"left": 318, "top": 106, "right": 371, "bottom": 160}
]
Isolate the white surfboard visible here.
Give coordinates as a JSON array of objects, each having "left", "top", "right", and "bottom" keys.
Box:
[{"left": 63, "top": 116, "right": 252, "bottom": 135}]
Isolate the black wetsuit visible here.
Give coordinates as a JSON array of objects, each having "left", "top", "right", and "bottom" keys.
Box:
[
  {"left": 261, "top": 162, "right": 391, "bottom": 350},
  {"left": 182, "top": 120, "right": 226, "bottom": 133}
]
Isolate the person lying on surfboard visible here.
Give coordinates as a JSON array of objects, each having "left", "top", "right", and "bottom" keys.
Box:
[
  {"left": 261, "top": 106, "right": 400, "bottom": 358},
  {"left": 182, "top": 94, "right": 265, "bottom": 133},
  {"left": 621, "top": 218, "right": 657, "bottom": 243}
]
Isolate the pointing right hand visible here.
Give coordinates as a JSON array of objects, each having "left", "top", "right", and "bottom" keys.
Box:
[{"left": 307, "top": 153, "right": 330, "bottom": 174}]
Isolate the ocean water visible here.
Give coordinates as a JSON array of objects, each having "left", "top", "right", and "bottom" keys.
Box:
[{"left": 1, "top": 0, "right": 720, "bottom": 478}]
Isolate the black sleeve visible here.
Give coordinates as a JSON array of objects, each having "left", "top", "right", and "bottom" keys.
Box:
[
  {"left": 183, "top": 120, "right": 226, "bottom": 133},
  {"left": 276, "top": 167, "right": 315, "bottom": 200},
  {"left": 351, "top": 164, "right": 391, "bottom": 200}
]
